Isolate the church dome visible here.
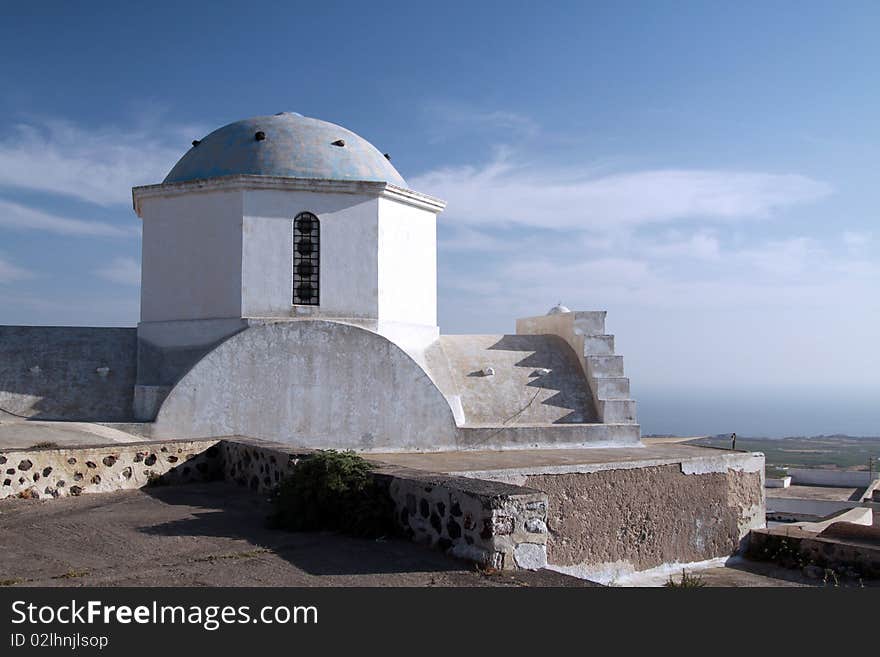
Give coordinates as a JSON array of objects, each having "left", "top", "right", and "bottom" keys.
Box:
[
  {"left": 547, "top": 303, "right": 571, "bottom": 315},
  {"left": 164, "top": 112, "right": 406, "bottom": 187}
]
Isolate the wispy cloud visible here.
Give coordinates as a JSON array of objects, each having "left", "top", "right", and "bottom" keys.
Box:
[
  {"left": 842, "top": 230, "right": 871, "bottom": 250},
  {"left": 95, "top": 256, "right": 140, "bottom": 286},
  {"left": 636, "top": 230, "right": 721, "bottom": 261},
  {"left": 449, "top": 231, "right": 880, "bottom": 316},
  {"left": 422, "top": 101, "right": 540, "bottom": 143},
  {"left": 439, "top": 226, "right": 519, "bottom": 252},
  {"left": 0, "top": 288, "right": 139, "bottom": 326},
  {"left": 0, "top": 199, "right": 135, "bottom": 237},
  {"left": 413, "top": 154, "right": 832, "bottom": 230},
  {"left": 0, "top": 255, "right": 34, "bottom": 283},
  {"left": 0, "top": 118, "right": 191, "bottom": 206}
]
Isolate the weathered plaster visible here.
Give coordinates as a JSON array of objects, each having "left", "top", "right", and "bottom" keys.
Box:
[
  {"left": 426, "top": 334, "right": 599, "bottom": 425},
  {"left": 516, "top": 311, "right": 637, "bottom": 425},
  {"left": 154, "top": 320, "right": 459, "bottom": 450},
  {"left": 523, "top": 462, "right": 764, "bottom": 580},
  {"left": 0, "top": 326, "right": 137, "bottom": 421}
]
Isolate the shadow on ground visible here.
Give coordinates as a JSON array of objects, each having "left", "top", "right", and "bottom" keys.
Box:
[
  {"left": 138, "top": 484, "right": 464, "bottom": 577},
  {"left": 0, "top": 482, "right": 592, "bottom": 587}
]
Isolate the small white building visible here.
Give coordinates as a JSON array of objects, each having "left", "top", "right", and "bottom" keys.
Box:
[{"left": 128, "top": 112, "right": 640, "bottom": 451}]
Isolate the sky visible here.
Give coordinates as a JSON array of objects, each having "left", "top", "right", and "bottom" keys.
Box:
[{"left": 0, "top": 1, "right": 877, "bottom": 437}]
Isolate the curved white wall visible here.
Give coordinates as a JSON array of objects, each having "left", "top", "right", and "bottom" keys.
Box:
[{"left": 153, "top": 320, "right": 457, "bottom": 451}]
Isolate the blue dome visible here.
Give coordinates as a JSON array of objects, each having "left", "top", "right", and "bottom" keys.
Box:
[{"left": 164, "top": 113, "right": 406, "bottom": 187}]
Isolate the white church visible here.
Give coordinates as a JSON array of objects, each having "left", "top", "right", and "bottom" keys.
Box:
[
  {"left": 127, "top": 111, "right": 640, "bottom": 451},
  {"left": 0, "top": 113, "right": 767, "bottom": 581}
]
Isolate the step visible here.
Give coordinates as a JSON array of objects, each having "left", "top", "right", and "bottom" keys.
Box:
[
  {"left": 582, "top": 334, "right": 614, "bottom": 356},
  {"left": 571, "top": 311, "right": 606, "bottom": 336},
  {"left": 586, "top": 354, "right": 624, "bottom": 377},
  {"left": 598, "top": 399, "right": 638, "bottom": 424},
  {"left": 594, "top": 376, "right": 630, "bottom": 400}
]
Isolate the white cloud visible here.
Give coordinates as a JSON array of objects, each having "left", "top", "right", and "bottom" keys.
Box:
[
  {"left": 0, "top": 118, "right": 191, "bottom": 206},
  {"left": 636, "top": 231, "right": 722, "bottom": 261},
  {"left": 0, "top": 199, "right": 134, "bottom": 237},
  {"left": 842, "top": 231, "right": 871, "bottom": 253},
  {"left": 412, "top": 155, "right": 831, "bottom": 230},
  {"left": 422, "top": 102, "right": 540, "bottom": 142},
  {"left": 0, "top": 288, "right": 139, "bottom": 326},
  {"left": 95, "top": 256, "right": 141, "bottom": 286},
  {"left": 439, "top": 223, "right": 878, "bottom": 317},
  {"left": 0, "top": 255, "right": 33, "bottom": 283},
  {"left": 439, "top": 226, "right": 518, "bottom": 252}
]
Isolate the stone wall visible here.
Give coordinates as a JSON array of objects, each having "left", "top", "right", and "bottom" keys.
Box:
[
  {"left": 748, "top": 525, "right": 880, "bottom": 580},
  {"left": 524, "top": 461, "right": 764, "bottom": 582},
  {"left": 0, "top": 439, "right": 222, "bottom": 499},
  {"left": 379, "top": 467, "right": 548, "bottom": 570},
  {"left": 220, "top": 438, "right": 304, "bottom": 493},
  {"left": 218, "top": 439, "right": 549, "bottom": 570},
  {"left": 0, "top": 326, "right": 137, "bottom": 421}
]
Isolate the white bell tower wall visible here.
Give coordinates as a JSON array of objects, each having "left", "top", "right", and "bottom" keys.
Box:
[
  {"left": 131, "top": 177, "right": 446, "bottom": 414},
  {"left": 241, "top": 187, "right": 380, "bottom": 320},
  {"left": 139, "top": 189, "right": 244, "bottom": 323}
]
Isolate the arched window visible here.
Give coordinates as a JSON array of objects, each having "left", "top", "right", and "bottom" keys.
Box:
[{"left": 293, "top": 212, "right": 320, "bottom": 305}]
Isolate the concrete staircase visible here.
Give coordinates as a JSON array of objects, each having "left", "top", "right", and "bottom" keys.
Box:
[{"left": 516, "top": 310, "right": 638, "bottom": 425}]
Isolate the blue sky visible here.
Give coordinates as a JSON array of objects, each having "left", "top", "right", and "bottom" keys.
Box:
[{"left": 0, "top": 1, "right": 878, "bottom": 436}]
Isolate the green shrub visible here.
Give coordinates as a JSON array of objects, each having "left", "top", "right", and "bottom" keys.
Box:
[
  {"left": 664, "top": 570, "right": 706, "bottom": 588},
  {"left": 269, "top": 450, "right": 396, "bottom": 538}
]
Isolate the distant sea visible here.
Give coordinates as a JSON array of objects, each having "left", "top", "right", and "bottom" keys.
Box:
[{"left": 633, "top": 384, "right": 879, "bottom": 438}]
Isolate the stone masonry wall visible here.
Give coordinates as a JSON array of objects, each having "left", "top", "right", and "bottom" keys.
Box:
[
  {"left": 220, "top": 439, "right": 550, "bottom": 570},
  {"left": 380, "top": 467, "right": 548, "bottom": 570},
  {"left": 220, "top": 439, "right": 304, "bottom": 494},
  {"left": 0, "top": 440, "right": 222, "bottom": 500},
  {"left": 748, "top": 525, "right": 880, "bottom": 579}
]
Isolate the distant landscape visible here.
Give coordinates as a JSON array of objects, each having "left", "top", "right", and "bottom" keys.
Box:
[{"left": 666, "top": 434, "right": 880, "bottom": 475}]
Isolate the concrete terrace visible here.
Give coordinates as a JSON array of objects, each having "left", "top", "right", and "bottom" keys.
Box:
[
  {"left": 0, "top": 482, "right": 816, "bottom": 587},
  {"left": 0, "top": 483, "right": 590, "bottom": 587},
  {"left": 368, "top": 443, "right": 759, "bottom": 479},
  {"left": 0, "top": 419, "right": 147, "bottom": 450}
]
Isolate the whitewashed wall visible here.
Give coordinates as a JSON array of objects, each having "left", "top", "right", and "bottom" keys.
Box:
[
  {"left": 377, "top": 196, "right": 437, "bottom": 328},
  {"left": 242, "top": 189, "right": 380, "bottom": 319},
  {"left": 154, "top": 321, "right": 458, "bottom": 451},
  {"left": 139, "top": 190, "right": 244, "bottom": 322}
]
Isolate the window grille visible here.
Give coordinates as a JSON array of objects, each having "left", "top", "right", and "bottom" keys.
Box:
[{"left": 293, "top": 212, "right": 319, "bottom": 305}]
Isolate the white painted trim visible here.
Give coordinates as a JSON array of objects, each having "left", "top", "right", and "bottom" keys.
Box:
[
  {"left": 132, "top": 175, "right": 446, "bottom": 216},
  {"left": 549, "top": 555, "right": 735, "bottom": 587}
]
